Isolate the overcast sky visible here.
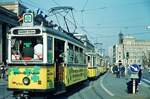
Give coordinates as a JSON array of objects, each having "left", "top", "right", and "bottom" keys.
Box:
[{"left": 19, "top": 0, "right": 150, "bottom": 51}]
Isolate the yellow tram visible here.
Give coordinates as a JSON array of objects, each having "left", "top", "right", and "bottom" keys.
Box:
[
  {"left": 7, "top": 13, "right": 87, "bottom": 98},
  {"left": 73, "top": 33, "right": 107, "bottom": 79},
  {"left": 86, "top": 51, "right": 104, "bottom": 79}
]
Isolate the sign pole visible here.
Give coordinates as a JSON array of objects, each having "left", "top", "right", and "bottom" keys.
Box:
[{"left": 132, "top": 79, "right": 136, "bottom": 94}]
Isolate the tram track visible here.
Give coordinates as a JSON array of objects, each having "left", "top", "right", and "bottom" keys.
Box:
[
  {"left": 91, "top": 85, "right": 104, "bottom": 99},
  {"left": 90, "top": 80, "right": 104, "bottom": 99}
]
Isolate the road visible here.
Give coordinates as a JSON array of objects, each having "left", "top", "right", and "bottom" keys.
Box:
[
  {"left": 68, "top": 72, "right": 150, "bottom": 99},
  {"left": 143, "top": 69, "right": 150, "bottom": 80},
  {"left": 0, "top": 72, "right": 150, "bottom": 99}
]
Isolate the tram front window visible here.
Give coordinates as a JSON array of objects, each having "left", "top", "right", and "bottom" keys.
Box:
[{"left": 11, "top": 36, "right": 43, "bottom": 61}]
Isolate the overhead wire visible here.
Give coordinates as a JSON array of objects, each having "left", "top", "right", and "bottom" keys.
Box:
[
  {"left": 20, "top": 0, "right": 49, "bottom": 12},
  {"left": 78, "top": 25, "right": 148, "bottom": 29},
  {"left": 78, "top": 1, "right": 146, "bottom": 12},
  {"left": 81, "top": 0, "right": 89, "bottom": 12},
  {"left": 51, "top": 0, "right": 60, "bottom": 6},
  {"left": 80, "top": 0, "right": 89, "bottom": 24}
]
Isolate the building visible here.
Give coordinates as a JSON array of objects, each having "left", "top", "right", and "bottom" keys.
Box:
[
  {"left": 112, "top": 44, "right": 124, "bottom": 65},
  {"left": 0, "top": 6, "right": 18, "bottom": 64},
  {"left": 0, "top": 0, "right": 27, "bottom": 16},
  {"left": 0, "top": 0, "right": 27, "bottom": 64},
  {"left": 108, "top": 47, "right": 114, "bottom": 65},
  {"left": 113, "top": 33, "right": 150, "bottom": 67}
]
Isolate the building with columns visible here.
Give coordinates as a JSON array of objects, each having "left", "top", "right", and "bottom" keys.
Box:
[
  {"left": 0, "top": 0, "right": 27, "bottom": 16},
  {"left": 0, "top": 6, "right": 18, "bottom": 64},
  {"left": 113, "top": 33, "right": 150, "bottom": 67},
  {"left": 0, "top": 0, "right": 26, "bottom": 63}
]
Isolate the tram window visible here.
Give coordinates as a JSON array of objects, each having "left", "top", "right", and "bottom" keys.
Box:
[
  {"left": 79, "top": 48, "right": 84, "bottom": 64},
  {"left": 87, "top": 56, "right": 91, "bottom": 66},
  {"left": 22, "top": 42, "right": 34, "bottom": 58},
  {"left": 93, "top": 57, "right": 96, "bottom": 67},
  {"left": 84, "top": 54, "right": 87, "bottom": 64},
  {"left": 47, "top": 37, "right": 53, "bottom": 63},
  {"left": 74, "top": 46, "right": 79, "bottom": 63},
  {"left": 11, "top": 36, "right": 43, "bottom": 61},
  {"left": 68, "top": 43, "right": 74, "bottom": 64}
]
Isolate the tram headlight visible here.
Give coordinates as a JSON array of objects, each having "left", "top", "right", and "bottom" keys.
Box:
[{"left": 23, "top": 77, "right": 30, "bottom": 85}]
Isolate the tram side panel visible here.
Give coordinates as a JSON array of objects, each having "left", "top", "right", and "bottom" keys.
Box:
[
  {"left": 8, "top": 65, "right": 55, "bottom": 90},
  {"left": 64, "top": 65, "right": 87, "bottom": 86},
  {"left": 87, "top": 67, "right": 97, "bottom": 78}
]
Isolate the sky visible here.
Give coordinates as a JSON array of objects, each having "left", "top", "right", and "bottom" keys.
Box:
[{"left": 19, "top": 0, "right": 150, "bottom": 52}]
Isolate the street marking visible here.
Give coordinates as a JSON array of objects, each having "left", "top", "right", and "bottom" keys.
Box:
[
  {"left": 100, "top": 73, "right": 115, "bottom": 96},
  {"left": 142, "top": 78, "right": 150, "bottom": 83},
  {"left": 141, "top": 81, "right": 149, "bottom": 87},
  {"left": 142, "top": 78, "right": 150, "bottom": 86}
]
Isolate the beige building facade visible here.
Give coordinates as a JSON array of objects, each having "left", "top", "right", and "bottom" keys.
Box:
[
  {"left": 113, "top": 35, "right": 150, "bottom": 67},
  {"left": 0, "top": 0, "right": 26, "bottom": 16}
]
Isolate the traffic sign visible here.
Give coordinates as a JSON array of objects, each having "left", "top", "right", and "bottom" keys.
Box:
[
  {"left": 23, "top": 13, "right": 34, "bottom": 26},
  {"left": 24, "top": 13, "right": 32, "bottom": 23},
  {"left": 129, "top": 64, "right": 140, "bottom": 73}
]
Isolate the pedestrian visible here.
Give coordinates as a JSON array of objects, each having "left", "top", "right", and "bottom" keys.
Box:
[
  {"left": 138, "top": 65, "right": 142, "bottom": 84},
  {"left": 117, "top": 61, "right": 123, "bottom": 78},
  {"left": 112, "top": 65, "right": 118, "bottom": 77},
  {"left": 127, "top": 78, "right": 139, "bottom": 93},
  {"left": 121, "top": 65, "right": 125, "bottom": 77},
  {"left": 116, "top": 65, "right": 120, "bottom": 78},
  {"left": 0, "top": 63, "right": 6, "bottom": 80}
]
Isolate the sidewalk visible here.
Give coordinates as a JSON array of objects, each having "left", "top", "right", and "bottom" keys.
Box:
[
  {"left": 102, "top": 73, "right": 150, "bottom": 99},
  {"left": 0, "top": 79, "right": 7, "bottom": 86}
]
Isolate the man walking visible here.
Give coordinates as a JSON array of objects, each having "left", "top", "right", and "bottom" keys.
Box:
[{"left": 138, "top": 65, "right": 142, "bottom": 84}]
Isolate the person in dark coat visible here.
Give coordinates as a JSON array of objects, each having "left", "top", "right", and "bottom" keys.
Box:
[
  {"left": 0, "top": 63, "right": 6, "bottom": 79},
  {"left": 138, "top": 65, "right": 142, "bottom": 84},
  {"left": 127, "top": 78, "right": 139, "bottom": 93},
  {"left": 112, "top": 65, "right": 119, "bottom": 77}
]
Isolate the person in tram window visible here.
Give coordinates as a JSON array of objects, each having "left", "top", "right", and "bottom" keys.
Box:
[
  {"left": 12, "top": 49, "right": 20, "bottom": 60},
  {"left": 34, "top": 39, "right": 43, "bottom": 60}
]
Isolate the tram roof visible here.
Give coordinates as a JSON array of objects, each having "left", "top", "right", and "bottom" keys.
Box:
[
  {"left": 43, "top": 27, "right": 85, "bottom": 48},
  {"left": 10, "top": 25, "right": 85, "bottom": 48}
]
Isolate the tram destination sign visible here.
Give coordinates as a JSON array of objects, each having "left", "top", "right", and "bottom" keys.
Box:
[{"left": 13, "top": 29, "right": 41, "bottom": 35}]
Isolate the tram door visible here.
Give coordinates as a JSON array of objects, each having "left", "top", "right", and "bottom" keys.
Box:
[{"left": 54, "top": 39, "right": 65, "bottom": 86}]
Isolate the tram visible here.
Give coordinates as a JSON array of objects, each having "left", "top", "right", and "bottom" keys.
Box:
[
  {"left": 73, "top": 33, "right": 106, "bottom": 79},
  {"left": 86, "top": 50, "right": 106, "bottom": 79},
  {"left": 7, "top": 13, "right": 87, "bottom": 98}
]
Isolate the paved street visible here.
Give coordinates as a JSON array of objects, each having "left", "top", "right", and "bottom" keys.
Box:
[
  {"left": 0, "top": 80, "right": 13, "bottom": 99},
  {"left": 0, "top": 72, "right": 150, "bottom": 99},
  {"left": 68, "top": 72, "right": 150, "bottom": 99},
  {"left": 143, "top": 69, "right": 150, "bottom": 81}
]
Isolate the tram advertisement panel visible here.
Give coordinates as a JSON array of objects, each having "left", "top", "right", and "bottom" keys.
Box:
[{"left": 8, "top": 66, "right": 55, "bottom": 89}]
